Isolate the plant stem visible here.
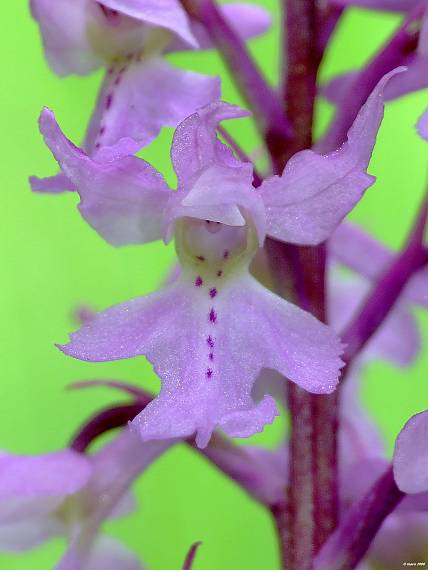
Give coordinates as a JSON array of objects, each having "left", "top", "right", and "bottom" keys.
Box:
[{"left": 313, "top": 467, "right": 404, "bottom": 570}]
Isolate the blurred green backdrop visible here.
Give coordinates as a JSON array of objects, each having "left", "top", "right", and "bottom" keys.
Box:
[{"left": 1, "top": 2, "right": 427, "bottom": 568}]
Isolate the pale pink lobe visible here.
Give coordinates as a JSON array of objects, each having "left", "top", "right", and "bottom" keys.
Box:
[
  {"left": 329, "top": 272, "right": 420, "bottom": 366},
  {"left": 37, "top": 108, "right": 171, "bottom": 246},
  {"left": 259, "top": 69, "right": 404, "bottom": 245},
  {"left": 330, "top": 222, "right": 428, "bottom": 309},
  {"left": 60, "top": 270, "right": 342, "bottom": 447},
  {"left": 31, "top": 0, "right": 102, "bottom": 76},
  {"left": 82, "top": 58, "right": 221, "bottom": 153},
  {"left": 417, "top": 107, "right": 428, "bottom": 141},
  {"left": 99, "top": 0, "right": 198, "bottom": 47},
  {"left": 393, "top": 411, "right": 428, "bottom": 494}
]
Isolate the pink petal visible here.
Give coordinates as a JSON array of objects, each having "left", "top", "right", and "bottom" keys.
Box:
[
  {"left": 329, "top": 271, "right": 421, "bottom": 366},
  {"left": 86, "top": 537, "right": 145, "bottom": 570},
  {"left": 0, "top": 450, "right": 91, "bottom": 498},
  {"left": 171, "top": 101, "right": 250, "bottom": 191},
  {"left": 393, "top": 411, "right": 428, "bottom": 494},
  {"left": 84, "top": 59, "right": 221, "bottom": 153},
  {"left": 330, "top": 222, "right": 428, "bottom": 309},
  {"left": 30, "top": 172, "right": 76, "bottom": 194},
  {"left": 417, "top": 107, "right": 428, "bottom": 141},
  {"left": 0, "top": 516, "right": 61, "bottom": 552},
  {"left": 259, "top": 69, "right": 404, "bottom": 245},
  {"left": 61, "top": 272, "right": 342, "bottom": 447},
  {"left": 31, "top": 0, "right": 101, "bottom": 76},
  {"left": 38, "top": 108, "right": 171, "bottom": 245},
  {"left": 99, "top": 0, "right": 198, "bottom": 47}
]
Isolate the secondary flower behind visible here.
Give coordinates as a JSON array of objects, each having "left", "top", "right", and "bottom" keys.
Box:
[
  {"left": 30, "top": 0, "right": 270, "bottom": 193},
  {"left": 35, "top": 70, "right": 400, "bottom": 448}
]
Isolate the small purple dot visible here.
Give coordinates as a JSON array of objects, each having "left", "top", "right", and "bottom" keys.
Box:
[
  {"left": 114, "top": 76, "right": 122, "bottom": 86},
  {"left": 217, "top": 270, "right": 223, "bottom": 277},
  {"left": 196, "top": 255, "right": 205, "bottom": 262},
  {"left": 209, "top": 308, "right": 217, "bottom": 323},
  {"left": 223, "top": 250, "right": 229, "bottom": 259},
  {"left": 209, "top": 288, "right": 217, "bottom": 298},
  {"left": 195, "top": 276, "right": 203, "bottom": 287},
  {"left": 99, "top": 126, "right": 106, "bottom": 135},
  {"left": 106, "top": 94, "right": 113, "bottom": 110},
  {"left": 108, "top": 67, "right": 114, "bottom": 75},
  {"left": 207, "top": 336, "right": 214, "bottom": 348},
  {"left": 209, "top": 353, "right": 214, "bottom": 361},
  {"left": 95, "top": 142, "right": 101, "bottom": 149},
  {"left": 206, "top": 368, "right": 213, "bottom": 379}
]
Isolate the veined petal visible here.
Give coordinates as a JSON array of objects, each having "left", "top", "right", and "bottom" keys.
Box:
[
  {"left": 259, "top": 68, "right": 404, "bottom": 245},
  {"left": 393, "top": 411, "right": 428, "bottom": 494},
  {"left": 37, "top": 108, "right": 171, "bottom": 246},
  {"left": 0, "top": 450, "right": 91, "bottom": 498},
  {"left": 171, "top": 102, "right": 250, "bottom": 190},
  {"left": 83, "top": 58, "right": 220, "bottom": 153},
  {"left": 31, "top": 0, "right": 102, "bottom": 76},
  {"left": 330, "top": 222, "right": 428, "bottom": 309},
  {"left": 60, "top": 265, "right": 342, "bottom": 447},
  {"left": 99, "top": 0, "right": 198, "bottom": 47}
]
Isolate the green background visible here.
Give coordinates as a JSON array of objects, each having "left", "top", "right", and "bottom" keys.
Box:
[{"left": 1, "top": 2, "right": 427, "bottom": 568}]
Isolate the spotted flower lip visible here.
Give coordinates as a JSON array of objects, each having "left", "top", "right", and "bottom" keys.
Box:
[
  {"left": 37, "top": 71, "right": 400, "bottom": 447},
  {"left": 0, "top": 431, "right": 170, "bottom": 569},
  {"left": 30, "top": 0, "right": 272, "bottom": 194}
]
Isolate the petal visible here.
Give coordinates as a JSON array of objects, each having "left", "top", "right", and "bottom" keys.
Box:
[
  {"left": 330, "top": 222, "right": 428, "bottom": 309},
  {"left": 259, "top": 68, "right": 404, "bottom": 245},
  {"left": 87, "top": 536, "right": 145, "bottom": 570},
  {"left": 0, "top": 516, "right": 61, "bottom": 552},
  {"left": 83, "top": 59, "right": 221, "bottom": 152},
  {"left": 0, "top": 450, "right": 91, "bottom": 498},
  {"left": 417, "top": 107, "right": 428, "bottom": 141},
  {"left": 171, "top": 102, "right": 250, "bottom": 190},
  {"left": 99, "top": 0, "right": 198, "bottom": 47},
  {"left": 31, "top": 0, "right": 101, "bottom": 76},
  {"left": 328, "top": 270, "right": 421, "bottom": 366},
  {"left": 38, "top": 108, "right": 171, "bottom": 246},
  {"left": 369, "top": 513, "right": 428, "bottom": 569},
  {"left": 61, "top": 272, "right": 342, "bottom": 447},
  {"left": 168, "top": 164, "right": 266, "bottom": 243},
  {"left": 393, "top": 411, "right": 428, "bottom": 494}
]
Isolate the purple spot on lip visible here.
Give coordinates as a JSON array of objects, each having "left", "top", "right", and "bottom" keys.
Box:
[
  {"left": 114, "top": 76, "right": 122, "bottom": 86},
  {"left": 95, "top": 142, "right": 101, "bottom": 149},
  {"left": 209, "top": 308, "right": 217, "bottom": 323},
  {"left": 209, "top": 353, "right": 214, "bottom": 361},
  {"left": 195, "top": 276, "right": 203, "bottom": 287},
  {"left": 209, "top": 288, "right": 217, "bottom": 298},
  {"left": 223, "top": 250, "right": 229, "bottom": 259},
  {"left": 207, "top": 336, "right": 214, "bottom": 348},
  {"left": 217, "top": 270, "right": 223, "bottom": 277},
  {"left": 196, "top": 255, "right": 205, "bottom": 262},
  {"left": 99, "top": 126, "right": 106, "bottom": 135},
  {"left": 106, "top": 94, "right": 113, "bottom": 110},
  {"left": 206, "top": 368, "right": 213, "bottom": 379}
]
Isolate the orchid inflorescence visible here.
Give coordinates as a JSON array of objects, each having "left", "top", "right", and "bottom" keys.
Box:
[{"left": 3, "top": 0, "right": 428, "bottom": 568}]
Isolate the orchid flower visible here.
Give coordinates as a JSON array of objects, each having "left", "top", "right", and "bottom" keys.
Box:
[
  {"left": 30, "top": 0, "right": 271, "bottom": 194},
  {"left": 0, "top": 430, "right": 172, "bottom": 569},
  {"left": 34, "top": 70, "right": 400, "bottom": 448}
]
